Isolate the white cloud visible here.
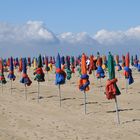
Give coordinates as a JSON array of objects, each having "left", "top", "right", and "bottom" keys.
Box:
[
  {"left": 58, "top": 32, "right": 98, "bottom": 45},
  {"left": 0, "top": 21, "right": 140, "bottom": 57}
]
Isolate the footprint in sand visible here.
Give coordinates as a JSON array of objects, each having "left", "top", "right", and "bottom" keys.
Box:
[{"left": 36, "top": 124, "right": 40, "bottom": 127}]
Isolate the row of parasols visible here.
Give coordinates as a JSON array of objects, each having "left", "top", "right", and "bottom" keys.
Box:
[{"left": 0, "top": 52, "right": 138, "bottom": 124}]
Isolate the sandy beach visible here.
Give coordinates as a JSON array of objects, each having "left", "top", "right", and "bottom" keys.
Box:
[{"left": 0, "top": 68, "right": 140, "bottom": 140}]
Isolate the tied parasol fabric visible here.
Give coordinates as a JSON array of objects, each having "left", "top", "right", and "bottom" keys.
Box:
[
  {"left": 124, "top": 53, "right": 134, "bottom": 85},
  {"left": 15, "top": 57, "right": 19, "bottom": 67},
  {"left": 134, "top": 55, "right": 138, "bottom": 67},
  {"left": 44, "top": 56, "right": 50, "bottom": 72},
  {"left": 42, "top": 56, "right": 45, "bottom": 65},
  {"left": 131, "top": 55, "right": 134, "bottom": 66},
  {"left": 70, "top": 56, "right": 75, "bottom": 73},
  {"left": 7, "top": 57, "right": 16, "bottom": 81},
  {"left": 138, "top": 64, "right": 140, "bottom": 71},
  {"left": 34, "top": 54, "right": 45, "bottom": 82},
  {"left": 79, "top": 53, "right": 90, "bottom": 91},
  {"left": 115, "top": 55, "right": 122, "bottom": 71},
  {"left": 96, "top": 57, "right": 105, "bottom": 78},
  {"left": 61, "top": 56, "right": 65, "bottom": 71},
  {"left": 102, "top": 55, "right": 107, "bottom": 70},
  {"left": 27, "top": 57, "right": 31, "bottom": 67},
  {"left": 55, "top": 53, "right": 66, "bottom": 85},
  {"left": 0, "top": 58, "right": 7, "bottom": 84},
  {"left": 33, "top": 58, "right": 37, "bottom": 70},
  {"left": 88, "top": 55, "right": 94, "bottom": 74},
  {"left": 122, "top": 55, "right": 125, "bottom": 68},
  {"left": 105, "top": 53, "right": 121, "bottom": 100},
  {"left": 66, "top": 56, "right": 72, "bottom": 80},
  {"left": 3, "top": 59, "right": 8, "bottom": 72},
  {"left": 20, "top": 58, "right": 32, "bottom": 86},
  {"left": 18, "top": 58, "right": 23, "bottom": 72}
]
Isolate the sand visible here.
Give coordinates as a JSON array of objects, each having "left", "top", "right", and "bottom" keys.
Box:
[{"left": 0, "top": 68, "right": 140, "bottom": 140}]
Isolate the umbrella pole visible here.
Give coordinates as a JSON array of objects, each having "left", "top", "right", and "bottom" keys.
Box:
[
  {"left": 47, "top": 71, "right": 49, "bottom": 81},
  {"left": 84, "top": 91, "right": 87, "bottom": 114},
  {"left": 58, "top": 84, "right": 61, "bottom": 107},
  {"left": 1, "top": 83, "right": 3, "bottom": 94},
  {"left": 100, "top": 78, "right": 101, "bottom": 94},
  {"left": 125, "top": 79, "right": 128, "bottom": 93},
  {"left": 38, "top": 82, "right": 40, "bottom": 103},
  {"left": 10, "top": 80, "right": 12, "bottom": 94},
  {"left": 25, "top": 84, "right": 27, "bottom": 100},
  {"left": 114, "top": 96, "right": 120, "bottom": 124}
]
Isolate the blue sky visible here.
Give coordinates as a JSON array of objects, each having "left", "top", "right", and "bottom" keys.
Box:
[
  {"left": 0, "top": 0, "right": 140, "bottom": 57},
  {"left": 0, "top": 0, "right": 140, "bottom": 34}
]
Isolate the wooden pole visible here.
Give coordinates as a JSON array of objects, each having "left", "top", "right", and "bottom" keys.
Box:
[
  {"left": 84, "top": 91, "right": 87, "bottom": 114},
  {"left": 38, "top": 82, "right": 40, "bottom": 103},
  {"left": 10, "top": 80, "right": 12, "bottom": 94},
  {"left": 1, "top": 83, "right": 3, "bottom": 94},
  {"left": 114, "top": 96, "right": 120, "bottom": 124},
  {"left": 125, "top": 79, "right": 128, "bottom": 93},
  {"left": 58, "top": 84, "right": 61, "bottom": 107},
  {"left": 100, "top": 78, "right": 101, "bottom": 94},
  {"left": 25, "top": 84, "right": 27, "bottom": 100}
]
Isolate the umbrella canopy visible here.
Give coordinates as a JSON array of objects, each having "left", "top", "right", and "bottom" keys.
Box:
[
  {"left": 105, "top": 53, "right": 121, "bottom": 99},
  {"left": 7, "top": 57, "right": 16, "bottom": 80},
  {"left": 89, "top": 55, "right": 94, "bottom": 74},
  {"left": 96, "top": 56, "right": 105, "bottom": 78},
  {"left": 28, "top": 57, "right": 31, "bottom": 67},
  {"left": 125, "top": 53, "right": 130, "bottom": 67},
  {"left": 45, "top": 56, "right": 50, "bottom": 72},
  {"left": 81, "top": 54, "right": 87, "bottom": 75},
  {"left": 79, "top": 53, "right": 90, "bottom": 91},
  {"left": 55, "top": 53, "right": 66, "bottom": 85},
  {"left": 20, "top": 58, "right": 32, "bottom": 86},
  {"left": 0, "top": 58, "right": 7, "bottom": 84},
  {"left": 19, "top": 58, "right": 23, "bottom": 72},
  {"left": 115, "top": 55, "right": 122, "bottom": 71},
  {"left": 66, "top": 56, "right": 72, "bottom": 80},
  {"left": 124, "top": 53, "right": 134, "bottom": 85},
  {"left": 38, "top": 54, "right": 43, "bottom": 68},
  {"left": 34, "top": 55, "right": 45, "bottom": 82}
]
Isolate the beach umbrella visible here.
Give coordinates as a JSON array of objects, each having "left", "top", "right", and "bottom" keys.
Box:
[
  {"left": 55, "top": 53, "right": 66, "bottom": 107},
  {"left": 70, "top": 56, "right": 75, "bottom": 74},
  {"left": 134, "top": 55, "right": 138, "bottom": 67},
  {"left": 115, "top": 55, "right": 122, "bottom": 71},
  {"left": 96, "top": 57, "right": 105, "bottom": 79},
  {"left": 44, "top": 56, "right": 50, "bottom": 81},
  {"left": 66, "top": 56, "right": 72, "bottom": 80},
  {"left": 27, "top": 57, "right": 31, "bottom": 67},
  {"left": 105, "top": 52, "right": 121, "bottom": 124},
  {"left": 44, "top": 56, "right": 50, "bottom": 71},
  {"left": 0, "top": 58, "right": 7, "bottom": 93},
  {"left": 138, "top": 64, "right": 140, "bottom": 72},
  {"left": 34, "top": 54, "right": 45, "bottom": 102},
  {"left": 131, "top": 56, "right": 134, "bottom": 66},
  {"left": 33, "top": 58, "right": 37, "bottom": 70},
  {"left": 122, "top": 55, "right": 125, "bottom": 68},
  {"left": 7, "top": 57, "right": 16, "bottom": 94},
  {"left": 124, "top": 53, "right": 134, "bottom": 92},
  {"left": 15, "top": 57, "right": 19, "bottom": 67},
  {"left": 102, "top": 55, "right": 107, "bottom": 70},
  {"left": 3, "top": 59, "right": 8, "bottom": 72},
  {"left": 96, "top": 56, "right": 105, "bottom": 93},
  {"left": 18, "top": 58, "right": 23, "bottom": 73},
  {"left": 78, "top": 53, "right": 90, "bottom": 114},
  {"left": 61, "top": 56, "right": 65, "bottom": 71},
  {"left": 88, "top": 55, "right": 94, "bottom": 74},
  {"left": 20, "top": 58, "right": 32, "bottom": 100},
  {"left": 42, "top": 56, "right": 45, "bottom": 65}
]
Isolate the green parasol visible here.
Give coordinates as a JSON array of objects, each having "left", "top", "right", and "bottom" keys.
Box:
[{"left": 107, "top": 52, "right": 121, "bottom": 124}]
